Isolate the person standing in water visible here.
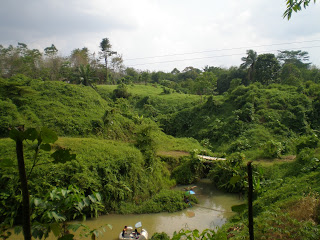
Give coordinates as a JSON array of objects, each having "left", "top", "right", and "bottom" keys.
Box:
[{"left": 122, "top": 226, "right": 127, "bottom": 237}]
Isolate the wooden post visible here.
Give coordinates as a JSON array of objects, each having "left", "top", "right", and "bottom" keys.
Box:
[
  {"left": 247, "top": 161, "right": 254, "bottom": 240},
  {"left": 16, "top": 137, "right": 32, "bottom": 240}
]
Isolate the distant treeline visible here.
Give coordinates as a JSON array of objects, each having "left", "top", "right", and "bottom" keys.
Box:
[{"left": 1, "top": 42, "right": 319, "bottom": 94}]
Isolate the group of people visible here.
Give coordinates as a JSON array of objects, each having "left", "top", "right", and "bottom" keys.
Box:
[
  {"left": 183, "top": 185, "right": 196, "bottom": 207},
  {"left": 122, "top": 226, "right": 140, "bottom": 239}
]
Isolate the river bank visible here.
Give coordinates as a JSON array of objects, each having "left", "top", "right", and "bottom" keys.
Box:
[{"left": 9, "top": 179, "right": 243, "bottom": 240}]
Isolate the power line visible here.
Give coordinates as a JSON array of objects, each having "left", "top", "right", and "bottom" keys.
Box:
[
  {"left": 126, "top": 45, "right": 320, "bottom": 67},
  {"left": 124, "top": 39, "right": 320, "bottom": 61}
]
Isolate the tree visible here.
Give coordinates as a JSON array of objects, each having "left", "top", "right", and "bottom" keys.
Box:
[
  {"left": 70, "top": 47, "right": 89, "bottom": 68},
  {"left": 280, "top": 63, "right": 302, "bottom": 86},
  {"left": 151, "top": 71, "right": 166, "bottom": 83},
  {"left": 255, "top": 53, "right": 281, "bottom": 85},
  {"left": 193, "top": 72, "right": 217, "bottom": 100},
  {"left": 216, "top": 67, "right": 246, "bottom": 94},
  {"left": 229, "top": 78, "right": 243, "bottom": 92},
  {"left": 283, "top": 0, "right": 317, "bottom": 19},
  {"left": 241, "top": 49, "right": 257, "bottom": 84},
  {"left": 9, "top": 127, "right": 58, "bottom": 240},
  {"left": 0, "top": 44, "right": 42, "bottom": 78},
  {"left": 141, "top": 71, "right": 151, "bottom": 85},
  {"left": 110, "top": 54, "right": 125, "bottom": 83},
  {"left": 43, "top": 44, "right": 62, "bottom": 81},
  {"left": 44, "top": 44, "right": 58, "bottom": 57},
  {"left": 99, "top": 38, "right": 117, "bottom": 84},
  {"left": 171, "top": 68, "right": 180, "bottom": 75},
  {"left": 124, "top": 67, "right": 140, "bottom": 83},
  {"left": 178, "top": 67, "right": 201, "bottom": 82},
  {"left": 277, "top": 50, "right": 311, "bottom": 69}
]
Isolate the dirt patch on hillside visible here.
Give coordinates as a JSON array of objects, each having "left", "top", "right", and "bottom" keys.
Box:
[
  {"left": 157, "top": 151, "right": 190, "bottom": 158},
  {"left": 254, "top": 155, "right": 296, "bottom": 166}
]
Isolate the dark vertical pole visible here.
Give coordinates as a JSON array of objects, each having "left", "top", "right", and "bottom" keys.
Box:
[
  {"left": 247, "top": 161, "right": 254, "bottom": 240},
  {"left": 16, "top": 138, "right": 32, "bottom": 240}
]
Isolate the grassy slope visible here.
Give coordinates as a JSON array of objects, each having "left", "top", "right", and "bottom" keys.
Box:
[
  {"left": 1, "top": 78, "right": 205, "bottom": 152},
  {"left": 0, "top": 77, "right": 110, "bottom": 136},
  {"left": 97, "top": 84, "right": 202, "bottom": 116},
  {"left": 98, "top": 84, "right": 201, "bottom": 104}
]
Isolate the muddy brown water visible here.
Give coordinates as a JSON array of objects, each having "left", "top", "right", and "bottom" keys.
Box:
[{"left": 9, "top": 179, "right": 243, "bottom": 239}]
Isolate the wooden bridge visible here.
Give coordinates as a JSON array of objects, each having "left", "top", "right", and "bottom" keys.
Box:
[{"left": 198, "top": 155, "right": 226, "bottom": 161}]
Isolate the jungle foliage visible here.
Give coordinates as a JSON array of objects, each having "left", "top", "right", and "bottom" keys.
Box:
[{"left": 1, "top": 42, "right": 320, "bottom": 239}]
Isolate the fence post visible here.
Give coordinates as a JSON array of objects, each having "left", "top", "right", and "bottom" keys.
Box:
[{"left": 247, "top": 161, "right": 254, "bottom": 240}]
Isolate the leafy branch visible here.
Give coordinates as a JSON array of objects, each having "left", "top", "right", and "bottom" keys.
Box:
[{"left": 283, "top": 0, "right": 317, "bottom": 19}]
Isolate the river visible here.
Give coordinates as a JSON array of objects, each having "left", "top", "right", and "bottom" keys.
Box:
[{"left": 9, "top": 179, "right": 243, "bottom": 239}]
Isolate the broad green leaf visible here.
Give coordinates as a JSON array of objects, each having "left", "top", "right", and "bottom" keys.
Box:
[
  {"left": 31, "top": 228, "right": 44, "bottom": 239},
  {"left": 50, "top": 222, "right": 62, "bottom": 237},
  {"left": 40, "top": 143, "right": 51, "bottom": 151},
  {"left": 9, "top": 128, "right": 23, "bottom": 141},
  {"left": 83, "top": 197, "right": 90, "bottom": 206},
  {"left": 92, "top": 230, "right": 100, "bottom": 237},
  {"left": 230, "top": 175, "right": 242, "bottom": 185},
  {"left": 51, "top": 211, "right": 66, "bottom": 222},
  {"left": 94, "top": 192, "right": 102, "bottom": 202},
  {"left": 24, "top": 128, "right": 38, "bottom": 141},
  {"left": 33, "top": 198, "right": 42, "bottom": 206},
  {"left": 67, "top": 223, "right": 83, "bottom": 232},
  {"left": 77, "top": 202, "right": 84, "bottom": 211},
  {"left": 61, "top": 189, "right": 68, "bottom": 198},
  {"left": 231, "top": 203, "right": 247, "bottom": 213},
  {"left": 88, "top": 195, "right": 96, "bottom": 203},
  {"left": 14, "top": 226, "right": 22, "bottom": 235},
  {"left": 40, "top": 127, "right": 58, "bottom": 144}
]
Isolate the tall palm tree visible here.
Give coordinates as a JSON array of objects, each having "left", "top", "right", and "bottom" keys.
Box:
[
  {"left": 241, "top": 49, "right": 257, "bottom": 84},
  {"left": 99, "top": 38, "right": 117, "bottom": 84}
]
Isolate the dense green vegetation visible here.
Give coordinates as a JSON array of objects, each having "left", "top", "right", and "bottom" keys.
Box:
[{"left": 1, "top": 41, "right": 320, "bottom": 239}]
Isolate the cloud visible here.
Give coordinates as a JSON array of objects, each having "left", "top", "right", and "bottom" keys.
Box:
[
  {"left": 0, "top": 0, "right": 319, "bottom": 71},
  {"left": 0, "top": 0, "right": 135, "bottom": 42}
]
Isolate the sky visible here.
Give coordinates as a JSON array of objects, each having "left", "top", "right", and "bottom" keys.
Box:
[{"left": 1, "top": 0, "right": 320, "bottom": 72}]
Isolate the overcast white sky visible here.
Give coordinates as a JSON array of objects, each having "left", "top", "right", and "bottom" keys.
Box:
[{"left": 1, "top": 0, "right": 319, "bottom": 72}]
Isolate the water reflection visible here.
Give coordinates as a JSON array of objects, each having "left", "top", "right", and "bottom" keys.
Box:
[{"left": 9, "top": 179, "right": 243, "bottom": 240}]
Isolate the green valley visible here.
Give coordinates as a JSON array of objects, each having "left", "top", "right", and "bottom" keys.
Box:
[{"left": 1, "top": 41, "right": 320, "bottom": 240}]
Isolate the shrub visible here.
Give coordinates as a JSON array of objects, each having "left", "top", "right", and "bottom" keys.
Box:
[
  {"left": 113, "top": 83, "right": 131, "bottom": 99},
  {"left": 171, "top": 157, "right": 205, "bottom": 184},
  {"left": 119, "top": 190, "right": 197, "bottom": 214},
  {"left": 260, "top": 140, "right": 284, "bottom": 159},
  {"left": 208, "top": 152, "right": 247, "bottom": 192},
  {"left": 151, "top": 232, "right": 170, "bottom": 240},
  {"left": 296, "top": 134, "right": 319, "bottom": 154}
]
